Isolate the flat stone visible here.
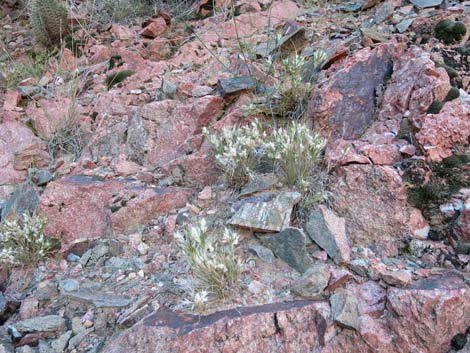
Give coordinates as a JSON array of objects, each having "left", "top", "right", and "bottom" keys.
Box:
[
  {"left": 396, "top": 18, "right": 414, "bottom": 33},
  {"left": 63, "top": 290, "right": 132, "bottom": 308},
  {"left": 410, "top": 0, "right": 443, "bottom": 8},
  {"left": 50, "top": 330, "right": 72, "bottom": 353},
  {"left": 330, "top": 290, "right": 360, "bottom": 330},
  {"left": 218, "top": 76, "right": 255, "bottom": 97},
  {"left": 0, "top": 338, "right": 14, "bottom": 353},
  {"left": 305, "top": 206, "right": 351, "bottom": 264},
  {"left": 31, "top": 170, "right": 54, "bottom": 186},
  {"left": 326, "top": 268, "right": 352, "bottom": 292},
  {"left": 255, "top": 22, "right": 305, "bottom": 57},
  {"left": 247, "top": 243, "right": 275, "bottom": 264},
  {"left": 14, "top": 315, "right": 66, "bottom": 334},
  {"left": 291, "top": 263, "right": 331, "bottom": 297},
  {"left": 229, "top": 192, "right": 300, "bottom": 232},
  {"left": 259, "top": 227, "right": 313, "bottom": 273},
  {"left": 380, "top": 270, "right": 412, "bottom": 287},
  {"left": 239, "top": 174, "right": 278, "bottom": 197},
  {"left": 1, "top": 182, "right": 40, "bottom": 221},
  {"left": 59, "top": 279, "right": 79, "bottom": 292}
]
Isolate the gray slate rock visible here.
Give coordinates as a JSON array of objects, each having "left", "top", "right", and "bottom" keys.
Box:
[
  {"left": 0, "top": 337, "right": 14, "bottom": 353},
  {"left": 218, "top": 76, "right": 255, "bottom": 97},
  {"left": 410, "top": 0, "right": 443, "bottom": 8},
  {"left": 330, "top": 290, "right": 360, "bottom": 330},
  {"left": 59, "top": 279, "right": 79, "bottom": 292},
  {"left": 230, "top": 192, "right": 301, "bottom": 232},
  {"left": 247, "top": 243, "right": 275, "bottom": 264},
  {"left": 259, "top": 227, "right": 313, "bottom": 273},
  {"left": 291, "top": 263, "right": 331, "bottom": 298},
  {"left": 14, "top": 315, "right": 66, "bottom": 334},
  {"left": 396, "top": 18, "right": 415, "bottom": 33},
  {"left": 1, "top": 182, "right": 40, "bottom": 221},
  {"left": 305, "top": 206, "right": 351, "bottom": 264},
  {"left": 31, "top": 170, "right": 54, "bottom": 186},
  {"left": 50, "top": 330, "right": 72, "bottom": 353},
  {"left": 63, "top": 289, "right": 132, "bottom": 308}
]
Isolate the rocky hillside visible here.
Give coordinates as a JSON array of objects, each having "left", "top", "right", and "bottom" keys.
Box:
[{"left": 0, "top": 0, "right": 469, "bottom": 352}]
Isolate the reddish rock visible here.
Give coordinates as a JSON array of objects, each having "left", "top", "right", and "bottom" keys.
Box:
[
  {"left": 88, "top": 44, "right": 112, "bottom": 64},
  {"left": 330, "top": 165, "right": 424, "bottom": 256},
  {"left": 454, "top": 197, "right": 470, "bottom": 242},
  {"left": 127, "top": 96, "right": 223, "bottom": 167},
  {"left": 140, "top": 17, "right": 168, "bottom": 38},
  {"left": 380, "top": 270, "right": 412, "bottom": 287},
  {"left": 380, "top": 46, "right": 450, "bottom": 122},
  {"left": 103, "top": 301, "right": 331, "bottom": 353},
  {"left": 3, "top": 90, "right": 21, "bottom": 110},
  {"left": 415, "top": 91, "right": 470, "bottom": 161},
  {"left": 309, "top": 41, "right": 404, "bottom": 140},
  {"left": 0, "top": 120, "right": 48, "bottom": 185},
  {"left": 59, "top": 48, "right": 76, "bottom": 72},
  {"left": 358, "top": 143, "right": 401, "bottom": 165},
  {"left": 386, "top": 274, "right": 470, "bottom": 353},
  {"left": 25, "top": 98, "right": 73, "bottom": 139},
  {"left": 38, "top": 176, "right": 123, "bottom": 248},
  {"left": 113, "top": 160, "right": 141, "bottom": 177},
  {"left": 38, "top": 176, "right": 192, "bottom": 248},
  {"left": 19, "top": 297, "right": 39, "bottom": 320},
  {"left": 159, "top": 152, "right": 219, "bottom": 186},
  {"left": 326, "top": 268, "right": 352, "bottom": 292},
  {"left": 198, "top": 186, "right": 212, "bottom": 200},
  {"left": 111, "top": 24, "right": 135, "bottom": 40},
  {"left": 111, "top": 187, "right": 192, "bottom": 233}
]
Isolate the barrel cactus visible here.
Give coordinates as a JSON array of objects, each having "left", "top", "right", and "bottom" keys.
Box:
[{"left": 30, "top": 0, "right": 69, "bottom": 46}]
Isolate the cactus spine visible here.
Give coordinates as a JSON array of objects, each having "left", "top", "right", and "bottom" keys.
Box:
[{"left": 30, "top": 0, "right": 69, "bottom": 46}]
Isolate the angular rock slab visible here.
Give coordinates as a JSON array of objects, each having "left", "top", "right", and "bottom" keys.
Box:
[
  {"left": 309, "top": 42, "right": 401, "bottom": 140},
  {"left": 291, "top": 263, "right": 331, "bottom": 297},
  {"left": 330, "top": 290, "right": 360, "bottom": 330},
  {"left": 259, "top": 227, "right": 313, "bottom": 273},
  {"left": 305, "top": 206, "right": 351, "bottom": 264},
  {"left": 103, "top": 300, "right": 331, "bottom": 353},
  {"left": 63, "top": 290, "right": 132, "bottom": 308},
  {"left": 14, "top": 315, "right": 66, "bottom": 334},
  {"left": 38, "top": 176, "right": 192, "bottom": 249},
  {"left": 229, "top": 192, "right": 301, "bottom": 232}
]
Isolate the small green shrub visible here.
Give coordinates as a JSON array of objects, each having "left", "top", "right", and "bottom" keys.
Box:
[
  {"left": 0, "top": 50, "right": 49, "bottom": 89},
  {"left": 0, "top": 214, "right": 56, "bottom": 266},
  {"left": 434, "top": 20, "right": 467, "bottom": 45},
  {"left": 105, "top": 70, "right": 135, "bottom": 90},
  {"left": 175, "top": 218, "right": 242, "bottom": 300},
  {"left": 31, "top": 0, "right": 69, "bottom": 46}
]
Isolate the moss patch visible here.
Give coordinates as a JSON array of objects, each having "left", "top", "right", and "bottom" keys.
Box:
[{"left": 404, "top": 154, "right": 470, "bottom": 242}]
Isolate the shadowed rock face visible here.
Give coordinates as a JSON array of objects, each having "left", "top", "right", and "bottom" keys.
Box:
[
  {"left": 103, "top": 274, "right": 470, "bottom": 353},
  {"left": 308, "top": 42, "right": 398, "bottom": 140}
]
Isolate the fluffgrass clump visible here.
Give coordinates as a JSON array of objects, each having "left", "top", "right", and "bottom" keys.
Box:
[
  {"left": 175, "top": 219, "right": 242, "bottom": 300},
  {"left": 30, "top": 0, "right": 69, "bottom": 46},
  {"left": 0, "top": 214, "right": 56, "bottom": 266},
  {"left": 205, "top": 120, "right": 327, "bottom": 205},
  {"left": 105, "top": 70, "right": 135, "bottom": 90},
  {"left": 204, "top": 120, "right": 268, "bottom": 186},
  {"left": 245, "top": 50, "right": 325, "bottom": 119},
  {"left": 266, "top": 122, "right": 326, "bottom": 192}
]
